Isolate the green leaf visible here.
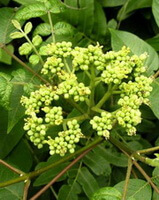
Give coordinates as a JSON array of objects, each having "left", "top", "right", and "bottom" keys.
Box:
[
  {"left": 110, "top": 29, "right": 159, "bottom": 76},
  {"left": 91, "top": 187, "right": 122, "bottom": 200},
  {"left": 11, "top": 19, "right": 21, "bottom": 30},
  {"left": 0, "top": 165, "right": 24, "bottom": 200},
  {"left": 152, "top": 0, "right": 159, "bottom": 27},
  {"left": 62, "top": 0, "right": 94, "bottom": 36},
  {"left": 117, "top": 0, "right": 152, "bottom": 21},
  {"left": 58, "top": 185, "right": 78, "bottom": 200},
  {"left": 98, "top": 0, "right": 126, "bottom": 7},
  {"left": 15, "top": 3, "right": 48, "bottom": 20},
  {"left": 94, "top": 144, "right": 128, "bottom": 167},
  {"left": 49, "top": 0, "right": 66, "bottom": 13},
  {"left": 0, "top": 112, "right": 24, "bottom": 159},
  {"left": 0, "top": 0, "right": 10, "bottom": 5},
  {"left": 149, "top": 78, "right": 159, "bottom": 119},
  {"left": 13, "top": 0, "right": 36, "bottom": 5},
  {"left": 114, "top": 179, "right": 152, "bottom": 200},
  {"left": 54, "top": 22, "right": 75, "bottom": 36},
  {"left": 34, "top": 155, "right": 68, "bottom": 186},
  {"left": 33, "top": 23, "right": 51, "bottom": 36},
  {"left": 0, "top": 44, "right": 14, "bottom": 65},
  {"left": 24, "top": 22, "right": 33, "bottom": 34},
  {"left": 0, "top": 8, "right": 16, "bottom": 44},
  {"left": 7, "top": 70, "right": 26, "bottom": 133},
  {"left": 10, "top": 31, "right": 24, "bottom": 39},
  {"left": 146, "top": 35, "right": 159, "bottom": 51},
  {"left": 5, "top": 140, "right": 33, "bottom": 172},
  {"left": 91, "top": 1, "right": 107, "bottom": 42},
  {"left": 0, "top": 73, "right": 12, "bottom": 109},
  {"left": 77, "top": 167, "right": 99, "bottom": 198},
  {"left": 83, "top": 150, "right": 111, "bottom": 176}
]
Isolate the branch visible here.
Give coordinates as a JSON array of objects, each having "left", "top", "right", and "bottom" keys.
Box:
[
  {"left": 30, "top": 147, "right": 94, "bottom": 199},
  {"left": 122, "top": 158, "right": 133, "bottom": 200},
  {"left": 0, "top": 137, "right": 103, "bottom": 188},
  {"left": 23, "top": 179, "right": 31, "bottom": 200},
  {"left": 0, "top": 43, "right": 49, "bottom": 85},
  {"left": 133, "top": 161, "right": 159, "bottom": 194},
  {"left": 0, "top": 159, "right": 24, "bottom": 175}
]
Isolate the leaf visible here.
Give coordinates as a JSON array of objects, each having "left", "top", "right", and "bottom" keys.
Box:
[
  {"left": 83, "top": 150, "right": 111, "bottom": 176},
  {"left": 0, "top": 8, "right": 16, "bottom": 44},
  {"left": 13, "top": 0, "right": 36, "bottom": 5},
  {"left": 152, "top": 0, "right": 159, "bottom": 27},
  {"left": 0, "top": 111, "right": 24, "bottom": 159},
  {"left": 54, "top": 22, "right": 75, "bottom": 36},
  {"left": 0, "top": 165, "right": 24, "bottom": 200},
  {"left": 114, "top": 179, "right": 152, "bottom": 200},
  {"left": 146, "top": 35, "right": 159, "bottom": 51},
  {"left": 0, "top": 44, "right": 14, "bottom": 65},
  {"left": 110, "top": 29, "right": 159, "bottom": 76},
  {"left": 98, "top": 0, "right": 126, "bottom": 7},
  {"left": 94, "top": 144, "right": 128, "bottom": 167},
  {"left": 0, "top": 0, "right": 10, "bottom": 5},
  {"left": 91, "top": 1, "right": 107, "bottom": 42},
  {"left": 24, "top": 22, "right": 33, "bottom": 34},
  {"left": 117, "top": 0, "right": 152, "bottom": 21},
  {"left": 11, "top": 19, "right": 21, "bottom": 30},
  {"left": 50, "top": 0, "right": 66, "bottom": 13},
  {"left": 91, "top": 187, "right": 122, "bottom": 200},
  {"left": 7, "top": 70, "right": 26, "bottom": 133},
  {"left": 58, "top": 185, "right": 78, "bottom": 200},
  {"left": 62, "top": 0, "right": 94, "bottom": 36},
  {"left": 15, "top": 3, "right": 48, "bottom": 20},
  {"left": 149, "top": 78, "right": 159, "bottom": 119},
  {"left": 0, "top": 73, "right": 12, "bottom": 109},
  {"left": 5, "top": 140, "right": 33, "bottom": 172},
  {"left": 10, "top": 31, "right": 24, "bottom": 39},
  {"left": 33, "top": 23, "right": 51, "bottom": 36},
  {"left": 34, "top": 155, "right": 68, "bottom": 186},
  {"left": 77, "top": 167, "right": 99, "bottom": 198}
]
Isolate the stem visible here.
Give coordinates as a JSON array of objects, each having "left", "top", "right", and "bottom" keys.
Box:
[
  {"left": 21, "top": 30, "right": 44, "bottom": 65},
  {"left": 23, "top": 180, "right": 30, "bottom": 200},
  {"left": 96, "top": 84, "right": 114, "bottom": 108},
  {"left": 0, "top": 159, "right": 24, "bottom": 175},
  {"left": 50, "top": 186, "right": 58, "bottom": 199},
  {"left": 122, "top": 158, "right": 132, "bottom": 200},
  {"left": 12, "top": 82, "right": 40, "bottom": 88},
  {"left": 66, "top": 99, "right": 86, "bottom": 114},
  {"left": 63, "top": 114, "right": 89, "bottom": 123},
  {"left": 48, "top": 11, "right": 55, "bottom": 43},
  {"left": 0, "top": 43, "right": 49, "bottom": 85},
  {"left": 133, "top": 161, "right": 159, "bottom": 194},
  {"left": 89, "top": 66, "right": 96, "bottom": 109},
  {"left": 91, "top": 106, "right": 108, "bottom": 114},
  {"left": 64, "top": 58, "right": 71, "bottom": 73},
  {"left": 30, "top": 147, "right": 94, "bottom": 200},
  {"left": 0, "top": 137, "right": 103, "bottom": 188},
  {"left": 137, "top": 146, "right": 159, "bottom": 154}
]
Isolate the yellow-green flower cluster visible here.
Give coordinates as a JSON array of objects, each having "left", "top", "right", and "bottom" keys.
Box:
[{"left": 46, "top": 120, "right": 84, "bottom": 156}]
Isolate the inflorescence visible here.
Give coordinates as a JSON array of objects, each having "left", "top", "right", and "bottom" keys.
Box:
[{"left": 20, "top": 40, "right": 153, "bottom": 156}]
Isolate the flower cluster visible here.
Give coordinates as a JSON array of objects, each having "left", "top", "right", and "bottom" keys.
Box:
[
  {"left": 57, "top": 72, "right": 91, "bottom": 102},
  {"left": 101, "top": 47, "right": 147, "bottom": 85},
  {"left": 115, "top": 75, "right": 153, "bottom": 135},
  {"left": 40, "top": 41, "right": 72, "bottom": 57},
  {"left": 90, "top": 112, "right": 114, "bottom": 138},
  {"left": 72, "top": 44, "right": 105, "bottom": 71},
  {"left": 19, "top": 39, "right": 153, "bottom": 155},
  {"left": 41, "top": 56, "right": 64, "bottom": 76},
  {"left": 21, "top": 85, "right": 63, "bottom": 148},
  {"left": 46, "top": 120, "right": 84, "bottom": 156}
]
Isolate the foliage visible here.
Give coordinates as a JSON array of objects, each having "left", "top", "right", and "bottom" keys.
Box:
[{"left": 0, "top": 0, "right": 159, "bottom": 199}]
